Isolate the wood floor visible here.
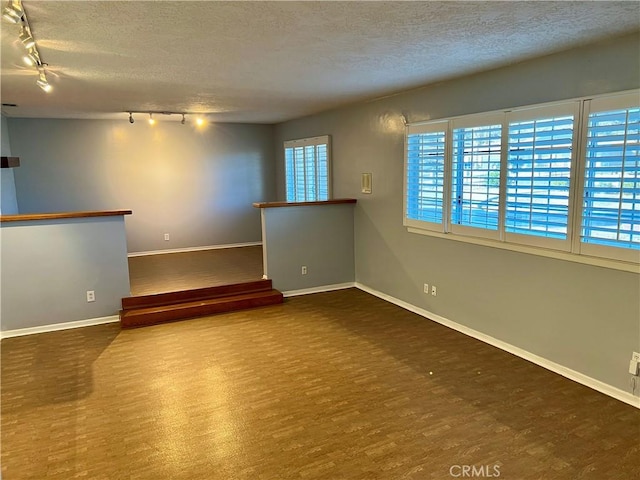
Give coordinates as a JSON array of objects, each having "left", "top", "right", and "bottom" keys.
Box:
[
  {"left": 128, "top": 246, "right": 264, "bottom": 296},
  {"left": 2, "top": 289, "right": 638, "bottom": 479}
]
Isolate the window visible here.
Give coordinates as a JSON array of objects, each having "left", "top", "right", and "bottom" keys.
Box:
[
  {"left": 450, "top": 114, "right": 503, "bottom": 238},
  {"left": 403, "top": 90, "right": 640, "bottom": 268},
  {"left": 284, "top": 135, "right": 331, "bottom": 202},
  {"left": 405, "top": 122, "right": 447, "bottom": 231},
  {"left": 505, "top": 104, "right": 579, "bottom": 250},
  {"left": 580, "top": 94, "right": 640, "bottom": 262}
]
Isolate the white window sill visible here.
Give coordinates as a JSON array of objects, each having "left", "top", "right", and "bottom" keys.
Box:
[{"left": 406, "top": 227, "right": 640, "bottom": 274}]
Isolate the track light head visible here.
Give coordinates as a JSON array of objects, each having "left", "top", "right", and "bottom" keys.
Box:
[
  {"left": 19, "top": 27, "right": 34, "bottom": 49},
  {"left": 129, "top": 112, "right": 134, "bottom": 124},
  {"left": 181, "top": 114, "right": 186, "bottom": 125},
  {"left": 196, "top": 117, "right": 205, "bottom": 127},
  {"left": 148, "top": 113, "right": 155, "bottom": 125},
  {"left": 24, "top": 48, "right": 41, "bottom": 67},
  {"left": 36, "top": 71, "right": 51, "bottom": 92},
  {"left": 2, "top": 2, "right": 23, "bottom": 24}
]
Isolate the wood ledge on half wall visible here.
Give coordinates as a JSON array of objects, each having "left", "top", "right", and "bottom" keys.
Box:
[
  {"left": 0, "top": 209, "right": 133, "bottom": 223},
  {"left": 253, "top": 198, "right": 357, "bottom": 209}
]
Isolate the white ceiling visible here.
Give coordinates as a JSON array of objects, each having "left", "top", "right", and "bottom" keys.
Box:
[{"left": 1, "top": 1, "right": 639, "bottom": 123}]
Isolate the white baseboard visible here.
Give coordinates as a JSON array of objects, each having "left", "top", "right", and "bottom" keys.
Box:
[
  {"left": 355, "top": 282, "right": 640, "bottom": 409},
  {"left": 128, "top": 241, "right": 262, "bottom": 257},
  {"left": 1, "top": 315, "right": 120, "bottom": 339},
  {"left": 283, "top": 282, "right": 355, "bottom": 298}
]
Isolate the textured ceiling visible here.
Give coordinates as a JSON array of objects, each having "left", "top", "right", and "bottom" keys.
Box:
[{"left": 1, "top": 1, "right": 639, "bottom": 123}]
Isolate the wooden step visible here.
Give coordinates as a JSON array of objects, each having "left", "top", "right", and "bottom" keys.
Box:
[
  {"left": 121, "top": 279, "right": 273, "bottom": 310},
  {"left": 120, "top": 286, "right": 283, "bottom": 329}
]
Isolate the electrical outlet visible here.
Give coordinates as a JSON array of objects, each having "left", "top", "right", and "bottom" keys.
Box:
[
  {"left": 301, "top": 266, "right": 307, "bottom": 275},
  {"left": 431, "top": 285, "right": 437, "bottom": 296},
  {"left": 423, "top": 283, "right": 429, "bottom": 294},
  {"left": 164, "top": 233, "right": 170, "bottom": 241},
  {"left": 632, "top": 352, "right": 640, "bottom": 362},
  {"left": 86, "top": 290, "right": 95, "bottom": 302}
]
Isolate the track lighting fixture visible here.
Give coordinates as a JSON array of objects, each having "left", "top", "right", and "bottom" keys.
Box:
[
  {"left": 2, "top": 0, "right": 22, "bottom": 23},
  {"left": 124, "top": 111, "right": 207, "bottom": 126},
  {"left": 3, "top": 1, "right": 50, "bottom": 93}
]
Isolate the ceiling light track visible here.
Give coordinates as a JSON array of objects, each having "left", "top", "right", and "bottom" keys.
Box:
[
  {"left": 2, "top": 0, "right": 51, "bottom": 92},
  {"left": 126, "top": 111, "right": 207, "bottom": 126}
]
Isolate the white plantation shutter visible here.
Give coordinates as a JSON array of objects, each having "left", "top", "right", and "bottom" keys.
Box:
[
  {"left": 505, "top": 103, "right": 579, "bottom": 250},
  {"left": 405, "top": 122, "right": 447, "bottom": 229},
  {"left": 581, "top": 95, "right": 640, "bottom": 260},
  {"left": 316, "top": 144, "right": 329, "bottom": 199},
  {"left": 285, "top": 147, "right": 295, "bottom": 200},
  {"left": 402, "top": 90, "right": 639, "bottom": 266},
  {"left": 450, "top": 113, "right": 503, "bottom": 239},
  {"left": 284, "top": 136, "right": 331, "bottom": 202}
]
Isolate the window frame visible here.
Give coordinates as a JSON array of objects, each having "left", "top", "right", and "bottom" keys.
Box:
[
  {"left": 503, "top": 102, "right": 581, "bottom": 252},
  {"left": 403, "top": 90, "right": 640, "bottom": 272},
  {"left": 449, "top": 112, "right": 505, "bottom": 240},
  {"left": 284, "top": 135, "right": 332, "bottom": 202},
  {"left": 403, "top": 121, "right": 449, "bottom": 233},
  {"left": 574, "top": 93, "right": 640, "bottom": 263}
]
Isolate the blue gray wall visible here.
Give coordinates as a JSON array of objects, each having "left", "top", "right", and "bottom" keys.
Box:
[
  {"left": 274, "top": 33, "right": 640, "bottom": 397},
  {"left": 1, "top": 216, "right": 130, "bottom": 332},
  {"left": 7, "top": 119, "right": 276, "bottom": 253},
  {"left": 260, "top": 203, "right": 355, "bottom": 292}
]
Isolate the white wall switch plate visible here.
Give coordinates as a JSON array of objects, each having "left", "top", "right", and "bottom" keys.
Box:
[
  {"left": 164, "top": 233, "right": 170, "bottom": 241},
  {"left": 86, "top": 290, "right": 95, "bottom": 302},
  {"left": 632, "top": 352, "right": 640, "bottom": 362},
  {"left": 629, "top": 359, "right": 639, "bottom": 376}
]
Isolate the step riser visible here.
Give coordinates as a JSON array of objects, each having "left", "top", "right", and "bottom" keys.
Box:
[
  {"left": 120, "top": 293, "right": 283, "bottom": 329},
  {"left": 122, "top": 279, "right": 272, "bottom": 310}
]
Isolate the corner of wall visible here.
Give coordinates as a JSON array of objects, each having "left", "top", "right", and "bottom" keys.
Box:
[{"left": 0, "top": 115, "right": 19, "bottom": 215}]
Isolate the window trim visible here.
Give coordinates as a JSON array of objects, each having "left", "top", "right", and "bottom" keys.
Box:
[
  {"left": 407, "top": 225, "right": 639, "bottom": 273},
  {"left": 449, "top": 113, "right": 504, "bottom": 240},
  {"left": 403, "top": 89, "right": 640, "bottom": 272},
  {"left": 403, "top": 121, "right": 448, "bottom": 233},
  {"left": 575, "top": 93, "right": 640, "bottom": 264},
  {"left": 503, "top": 101, "right": 582, "bottom": 252}
]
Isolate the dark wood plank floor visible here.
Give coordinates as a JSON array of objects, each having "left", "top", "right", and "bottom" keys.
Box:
[
  {"left": 2, "top": 289, "right": 638, "bottom": 479},
  {"left": 128, "top": 246, "right": 264, "bottom": 296}
]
